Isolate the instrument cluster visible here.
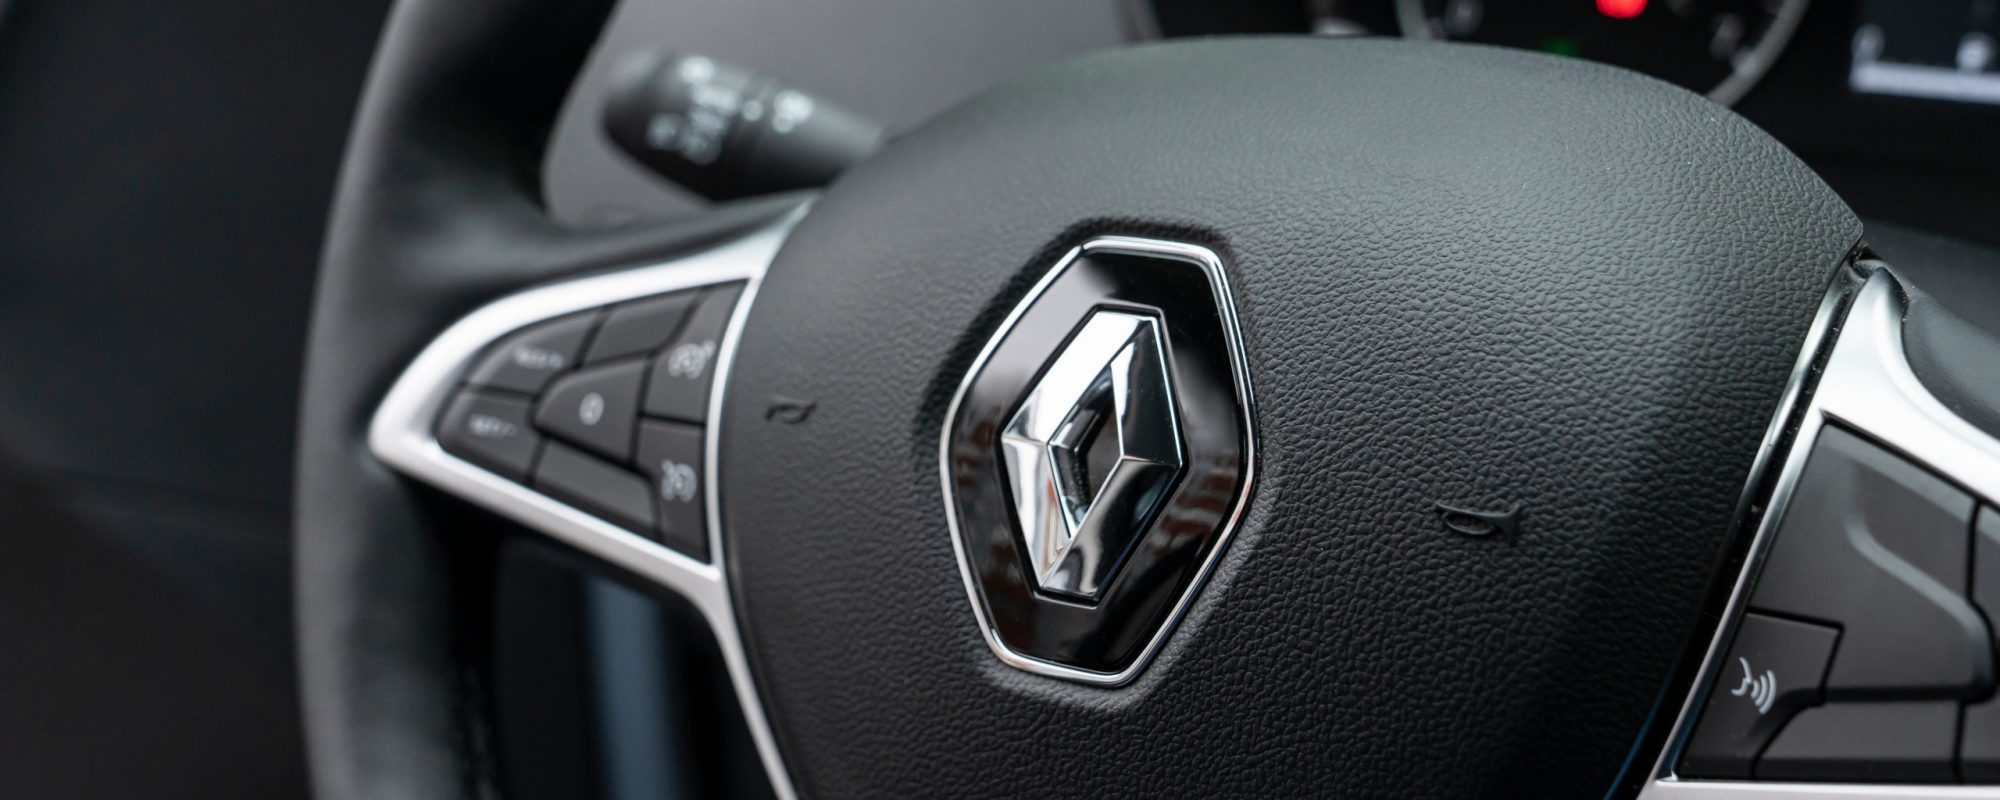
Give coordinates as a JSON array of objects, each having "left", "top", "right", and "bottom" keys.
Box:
[{"left": 1142, "top": 0, "right": 2000, "bottom": 246}]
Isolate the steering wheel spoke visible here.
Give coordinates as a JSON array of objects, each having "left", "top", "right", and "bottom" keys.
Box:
[
  {"left": 367, "top": 210, "right": 805, "bottom": 799},
  {"left": 1639, "top": 266, "right": 2000, "bottom": 798}
]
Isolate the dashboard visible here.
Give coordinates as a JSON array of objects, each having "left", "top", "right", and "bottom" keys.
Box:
[{"left": 1142, "top": 0, "right": 2000, "bottom": 247}]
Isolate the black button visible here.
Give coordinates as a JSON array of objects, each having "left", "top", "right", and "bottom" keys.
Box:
[
  {"left": 1679, "top": 613, "right": 1839, "bottom": 779},
  {"left": 644, "top": 283, "right": 743, "bottom": 424},
  {"left": 468, "top": 312, "right": 600, "bottom": 394},
  {"left": 533, "top": 359, "right": 645, "bottom": 462},
  {"left": 1747, "top": 426, "right": 1987, "bottom": 698},
  {"left": 436, "top": 391, "right": 542, "bottom": 481},
  {"left": 636, "top": 420, "right": 708, "bottom": 560},
  {"left": 1960, "top": 506, "right": 2000, "bottom": 781},
  {"left": 1758, "top": 701, "right": 1959, "bottom": 782},
  {"left": 532, "top": 443, "right": 655, "bottom": 534},
  {"left": 584, "top": 291, "right": 698, "bottom": 364}
]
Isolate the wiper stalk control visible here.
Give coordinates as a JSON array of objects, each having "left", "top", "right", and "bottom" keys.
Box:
[{"left": 604, "top": 50, "right": 886, "bottom": 201}]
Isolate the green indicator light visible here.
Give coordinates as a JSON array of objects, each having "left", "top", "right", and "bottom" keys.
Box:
[{"left": 1542, "top": 37, "right": 1581, "bottom": 57}]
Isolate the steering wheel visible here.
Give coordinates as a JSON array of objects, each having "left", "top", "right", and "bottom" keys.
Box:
[{"left": 296, "top": 0, "right": 2000, "bottom": 797}]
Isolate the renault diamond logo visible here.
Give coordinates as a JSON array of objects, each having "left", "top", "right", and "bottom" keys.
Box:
[
  {"left": 940, "top": 235, "right": 1254, "bottom": 684},
  {"left": 1001, "top": 310, "right": 1183, "bottom": 601}
]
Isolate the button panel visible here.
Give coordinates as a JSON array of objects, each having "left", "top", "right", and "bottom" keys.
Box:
[
  {"left": 1760, "top": 701, "right": 1959, "bottom": 782},
  {"left": 467, "top": 311, "right": 599, "bottom": 394},
  {"left": 645, "top": 283, "right": 742, "bottom": 424},
  {"left": 637, "top": 420, "right": 708, "bottom": 561},
  {"left": 1963, "top": 505, "right": 2000, "bottom": 781},
  {"left": 1679, "top": 613, "right": 1840, "bottom": 779},
  {"left": 534, "top": 359, "right": 645, "bottom": 462},
  {"left": 1679, "top": 425, "right": 1998, "bottom": 784},
  {"left": 585, "top": 292, "right": 697, "bottom": 364},
  {"left": 433, "top": 282, "right": 744, "bottom": 560},
  {"left": 437, "top": 391, "right": 542, "bottom": 481},
  {"left": 1748, "top": 426, "right": 1985, "bottom": 699},
  {"left": 534, "top": 443, "right": 656, "bottom": 534}
]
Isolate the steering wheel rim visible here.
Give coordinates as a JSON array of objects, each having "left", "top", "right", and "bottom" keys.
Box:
[
  {"left": 294, "top": 0, "right": 2000, "bottom": 798},
  {"left": 293, "top": 0, "right": 803, "bottom": 794}
]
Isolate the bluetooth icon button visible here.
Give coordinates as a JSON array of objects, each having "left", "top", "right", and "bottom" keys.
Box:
[{"left": 1678, "top": 613, "right": 1841, "bottom": 780}]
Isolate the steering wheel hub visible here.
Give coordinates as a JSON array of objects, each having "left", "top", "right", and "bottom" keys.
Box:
[{"left": 718, "top": 37, "right": 1858, "bottom": 796}]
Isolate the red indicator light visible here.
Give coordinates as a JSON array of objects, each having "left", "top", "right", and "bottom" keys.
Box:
[{"left": 1596, "top": 0, "right": 1646, "bottom": 19}]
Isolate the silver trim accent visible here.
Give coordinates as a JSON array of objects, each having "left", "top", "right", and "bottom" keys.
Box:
[
  {"left": 939, "top": 236, "right": 1258, "bottom": 686},
  {"left": 369, "top": 211, "right": 805, "bottom": 800},
  {"left": 999, "top": 309, "right": 1184, "bottom": 600},
  {"left": 1640, "top": 270, "right": 2000, "bottom": 799}
]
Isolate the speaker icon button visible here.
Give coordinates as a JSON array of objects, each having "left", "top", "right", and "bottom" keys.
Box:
[{"left": 1678, "top": 613, "right": 1840, "bottom": 779}]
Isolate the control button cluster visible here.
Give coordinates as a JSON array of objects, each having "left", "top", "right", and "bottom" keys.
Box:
[
  {"left": 1680, "top": 425, "right": 2000, "bottom": 783},
  {"left": 434, "top": 282, "right": 743, "bottom": 561}
]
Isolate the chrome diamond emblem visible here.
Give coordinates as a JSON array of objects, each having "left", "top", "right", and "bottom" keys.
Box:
[
  {"left": 942, "top": 236, "right": 1252, "bottom": 682},
  {"left": 1000, "top": 310, "right": 1183, "bottom": 601}
]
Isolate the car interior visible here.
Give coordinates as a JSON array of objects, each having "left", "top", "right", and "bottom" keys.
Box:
[{"left": 3, "top": 0, "right": 1999, "bottom": 798}]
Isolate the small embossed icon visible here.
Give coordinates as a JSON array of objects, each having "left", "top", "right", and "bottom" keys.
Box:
[
  {"left": 1434, "top": 501, "right": 1521, "bottom": 538},
  {"left": 1731, "top": 656, "right": 1776, "bottom": 715},
  {"left": 765, "top": 396, "right": 816, "bottom": 424},
  {"left": 666, "top": 341, "right": 716, "bottom": 379},
  {"left": 508, "top": 344, "right": 565, "bottom": 371},
  {"left": 578, "top": 392, "right": 606, "bottom": 426},
  {"left": 467, "top": 414, "right": 518, "bottom": 439},
  {"left": 658, "top": 459, "right": 699, "bottom": 503}
]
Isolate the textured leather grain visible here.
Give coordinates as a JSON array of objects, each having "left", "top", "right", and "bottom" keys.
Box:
[{"left": 722, "top": 38, "right": 1861, "bottom": 798}]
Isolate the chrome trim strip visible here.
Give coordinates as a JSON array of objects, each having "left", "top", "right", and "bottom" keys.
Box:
[
  {"left": 369, "top": 210, "right": 805, "bottom": 800},
  {"left": 1640, "top": 270, "right": 2000, "bottom": 799},
  {"left": 1634, "top": 266, "right": 1856, "bottom": 789},
  {"left": 938, "top": 236, "right": 1259, "bottom": 686}
]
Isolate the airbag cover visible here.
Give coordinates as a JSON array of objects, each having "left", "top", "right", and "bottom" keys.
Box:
[{"left": 721, "top": 37, "right": 1860, "bottom": 798}]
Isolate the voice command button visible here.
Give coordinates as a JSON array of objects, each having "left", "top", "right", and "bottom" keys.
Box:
[{"left": 1678, "top": 613, "right": 1840, "bottom": 779}]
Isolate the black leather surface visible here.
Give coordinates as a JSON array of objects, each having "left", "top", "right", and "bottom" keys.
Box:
[
  {"left": 722, "top": 38, "right": 1860, "bottom": 798},
  {"left": 293, "top": 0, "right": 801, "bottom": 796}
]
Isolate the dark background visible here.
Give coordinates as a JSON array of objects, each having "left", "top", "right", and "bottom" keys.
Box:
[
  {"left": 0, "top": 0, "right": 390, "bottom": 795},
  {"left": 0, "top": 0, "right": 1124, "bottom": 796}
]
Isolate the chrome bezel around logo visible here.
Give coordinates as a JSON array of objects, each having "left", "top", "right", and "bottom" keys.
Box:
[{"left": 938, "top": 236, "right": 1259, "bottom": 687}]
